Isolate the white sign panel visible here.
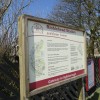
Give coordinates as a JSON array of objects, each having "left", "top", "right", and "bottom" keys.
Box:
[{"left": 27, "top": 20, "right": 86, "bottom": 91}]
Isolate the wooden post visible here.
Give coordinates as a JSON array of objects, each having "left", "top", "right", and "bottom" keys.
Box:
[
  {"left": 78, "top": 78, "right": 85, "bottom": 100},
  {"left": 18, "top": 16, "right": 29, "bottom": 100},
  {"left": 82, "top": 78, "right": 86, "bottom": 100}
]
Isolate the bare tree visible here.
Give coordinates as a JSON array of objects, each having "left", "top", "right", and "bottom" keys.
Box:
[
  {"left": 0, "top": 0, "right": 12, "bottom": 20},
  {"left": 49, "top": 0, "right": 100, "bottom": 56},
  {"left": 0, "top": 0, "right": 33, "bottom": 61}
]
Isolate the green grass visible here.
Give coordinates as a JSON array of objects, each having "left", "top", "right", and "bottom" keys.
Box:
[{"left": 87, "top": 88, "right": 100, "bottom": 100}]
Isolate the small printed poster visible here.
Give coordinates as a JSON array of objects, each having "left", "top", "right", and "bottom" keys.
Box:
[{"left": 86, "top": 59, "right": 95, "bottom": 91}]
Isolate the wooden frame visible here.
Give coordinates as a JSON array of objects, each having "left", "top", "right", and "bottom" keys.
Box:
[{"left": 18, "top": 14, "right": 87, "bottom": 100}]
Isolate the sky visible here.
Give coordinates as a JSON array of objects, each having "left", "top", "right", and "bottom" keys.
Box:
[{"left": 25, "top": 0, "right": 59, "bottom": 18}]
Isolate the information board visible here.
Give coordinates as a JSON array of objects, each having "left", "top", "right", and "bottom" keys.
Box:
[{"left": 19, "top": 15, "right": 87, "bottom": 97}]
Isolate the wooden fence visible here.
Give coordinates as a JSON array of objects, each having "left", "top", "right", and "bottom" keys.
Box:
[{"left": 1, "top": 57, "right": 100, "bottom": 100}]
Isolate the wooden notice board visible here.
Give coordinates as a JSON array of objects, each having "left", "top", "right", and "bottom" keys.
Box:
[{"left": 18, "top": 14, "right": 87, "bottom": 99}]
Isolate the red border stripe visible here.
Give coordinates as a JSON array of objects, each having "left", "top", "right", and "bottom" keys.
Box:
[{"left": 29, "top": 69, "right": 84, "bottom": 91}]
